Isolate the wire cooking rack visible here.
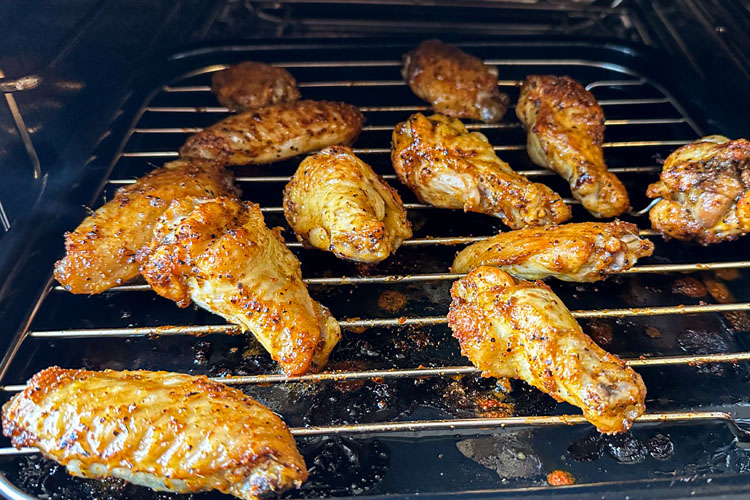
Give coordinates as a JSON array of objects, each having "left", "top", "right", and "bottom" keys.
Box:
[{"left": 1, "top": 42, "right": 750, "bottom": 496}]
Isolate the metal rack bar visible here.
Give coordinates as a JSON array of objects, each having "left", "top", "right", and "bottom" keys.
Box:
[
  {"left": 119, "top": 140, "right": 690, "bottom": 158},
  {"left": 0, "top": 412, "right": 732, "bottom": 452},
  {"left": 130, "top": 118, "right": 686, "bottom": 134},
  {"left": 50, "top": 260, "right": 750, "bottom": 293},
  {"left": 164, "top": 79, "right": 524, "bottom": 92},
  {"left": 106, "top": 165, "right": 662, "bottom": 185},
  {"left": 24, "top": 302, "right": 750, "bottom": 339},
  {"left": 3, "top": 352, "right": 749, "bottom": 393},
  {"left": 142, "top": 98, "right": 672, "bottom": 114}
]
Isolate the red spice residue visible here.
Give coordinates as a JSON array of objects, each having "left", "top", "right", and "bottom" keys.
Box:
[{"left": 546, "top": 469, "right": 576, "bottom": 486}]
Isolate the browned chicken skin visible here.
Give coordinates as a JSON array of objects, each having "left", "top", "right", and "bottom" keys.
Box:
[
  {"left": 2, "top": 367, "right": 307, "bottom": 500},
  {"left": 283, "top": 146, "right": 412, "bottom": 263},
  {"left": 448, "top": 267, "right": 646, "bottom": 434},
  {"left": 452, "top": 221, "right": 654, "bottom": 281},
  {"left": 180, "top": 100, "right": 364, "bottom": 166},
  {"left": 138, "top": 196, "right": 340, "bottom": 376},
  {"left": 403, "top": 39, "right": 509, "bottom": 123},
  {"left": 54, "top": 159, "right": 238, "bottom": 295},
  {"left": 212, "top": 61, "right": 301, "bottom": 111},
  {"left": 647, "top": 135, "right": 750, "bottom": 245},
  {"left": 391, "top": 113, "right": 571, "bottom": 228},
  {"left": 517, "top": 75, "right": 629, "bottom": 218}
]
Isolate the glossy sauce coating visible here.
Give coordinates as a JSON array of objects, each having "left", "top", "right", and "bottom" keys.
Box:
[
  {"left": 402, "top": 39, "right": 509, "bottom": 123},
  {"left": 54, "top": 159, "right": 238, "bottom": 294},
  {"left": 138, "top": 197, "right": 340, "bottom": 376},
  {"left": 284, "top": 146, "right": 412, "bottom": 263},
  {"left": 452, "top": 220, "right": 654, "bottom": 281},
  {"left": 517, "top": 75, "right": 629, "bottom": 218},
  {"left": 448, "top": 267, "right": 646, "bottom": 434},
  {"left": 2, "top": 367, "right": 307, "bottom": 500},
  {"left": 391, "top": 113, "right": 571, "bottom": 228},
  {"left": 212, "top": 61, "right": 300, "bottom": 111},
  {"left": 180, "top": 100, "right": 364, "bottom": 166},
  {"left": 647, "top": 135, "right": 750, "bottom": 245}
]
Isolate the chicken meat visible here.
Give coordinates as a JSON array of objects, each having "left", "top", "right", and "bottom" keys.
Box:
[
  {"left": 452, "top": 220, "right": 654, "bottom": 281},
  {"left": 212, "top": 61, "right": 301, "bottom": 111},
  {"left": 54, "top": 159, "right": 238, "bottom": 295},
  {"left": 138, "top": 196, "right": 340, "bottom": 376},
  {"left": 283, "top": 146, "right": 412, "bottom": 263},
  {"left": 647, "top": 135, "right": 750, "bottom": 245},
  {"left": 391, "top": 113, "right": 571, "bottom": 228},
  {"left": 2, "top": 367, "right": 307, "bottom": 500},
  {"left": 180, "top": 100, "right": 364, "bottom": 166},
  {"left": 448, "top": 267, "right": 646, "bottom": 434},
  {"left": 402, "top": 39, "right": 509, "bottom": 123},
  {"left": 516, "top": 75, "right": 629, "bottom": 218}
]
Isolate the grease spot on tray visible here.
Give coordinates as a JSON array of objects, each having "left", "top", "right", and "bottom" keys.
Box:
[{"left": 456, "top": 432, "right": 542, "bottom": 479}]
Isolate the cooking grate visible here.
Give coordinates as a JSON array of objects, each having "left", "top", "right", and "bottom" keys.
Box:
[{"left": 1, "top": 41, "right": 750, "bottom": 498}]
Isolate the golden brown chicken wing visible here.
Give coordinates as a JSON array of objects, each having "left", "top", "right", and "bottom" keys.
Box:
[
  {"left": 2, "top": 367, "right": 307, "bottom": 500},
  {"left": 452, "top": 220, "right": 653, "bottom": 281},
  {"left": 180, "top": 100, "right": 364, "bottom": 166},
  {"left": 391, "top": 113, "right": 571, "bottom": 229},
  {"left": 54, "top": 159, "right": 238, "bottom": 295},
  {"left": 212, "top": 61, "right": 301, "bottom": 111},
  {"left": 646, "top": 135, "right": 750, "bottom": 245},
  {"left": 402, "top": 39, "right": 509, "bottom": 123},
  {"left": 138, "top": 196, "right": 340, "bottom": 376},
  {"left": 516, "top": 75, "right": 629, "bottom": 218},
  {"left": 283, "top": 146, "right": 412, "bottom": 263},
  {"left": 448, "top": 267, "right": 646, "bottom": 434}
]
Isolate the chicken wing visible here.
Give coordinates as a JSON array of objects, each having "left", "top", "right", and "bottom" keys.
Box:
[
  {"left": 448, "top": 267, "right": 646, "bottom": 434},
  {"left": 138, "top": 196, "right": 340, "bottom": 376},
  {"left": 391, "top": 113, "right": 571, "bottom": 229},
  {"left": 402, "top": 39, "right": 509, "bottom": 123},
  {"left": 283, "top": 146, "right": 412, "bottom": 263},
  {"left": 2, "top": 367, "right": 307, "bottom": 500},
  {"left": 212, "top": 61, "right": 301, "bottom": 111},
  {"left": 180, "top": 100, "right": 364, "bottom": 166},
  {"left": 646, "top": 135, "right": 750, "bottom": 245},
  {"left": 54, "top": 159, "right": 238, "bottom": 295},
  {"left": 516, "top": 75, "right": 629, "bottom": 218},
  {"left": 452, "top": 220, "right": 653, "bottom": 281}
]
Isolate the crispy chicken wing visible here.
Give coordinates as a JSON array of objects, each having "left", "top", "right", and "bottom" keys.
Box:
[
  {"left": 452, "top": 220, "right": 653, "bottom": 281},
  {"left": 180, "top": 100, "right": 364, "bottom": 166},
  {"left": 391, "top": 113, "right": 571, "bottom": 228},
  {"left": 646, "top": 135, "right": 750, "bottom": 245},
  {"left": 54, "top": 159, "right": 238, "bottom": 295},
  {"left": 138, "top": 197, "right": 340, "bottom": 376},
  {"left": 2, "top": 367, "right": 307, "bottom": 500},
  {"left": 402, "top": 39, "right": 509, "bottom": 123},
  {"left": 517, "top": 75, "right": 629, "bottom": 218},
  {"left": 283, "top": 146, "right": 412, "bottom": 263},
  {"left": 448, "top": 267, "right": 646, "bottom": 434},
  {"left": 212, "top": 61, "right": 301, "bottom": 111}
]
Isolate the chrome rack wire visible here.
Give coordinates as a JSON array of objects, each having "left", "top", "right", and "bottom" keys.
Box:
[
  {"left": 0, "top": 411, "right": 737, "bottom": 460},
  {"left": 1, "top": 52, "right": 749, "bottom": 469},
  {"left": 19, "top": 301, "right": 750, "bottom": 338},
  {"left": 50, "top": 260, "right": 750, "bottom": 291}
]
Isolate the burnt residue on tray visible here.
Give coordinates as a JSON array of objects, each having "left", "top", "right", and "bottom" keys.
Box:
[
  {"left": 290, "top": 437, "right": 390, "bottom": 498},
  {"left": 1, "top": 455, "right": 180, "bottom": 500},
  {"left": 677, "top": 328, "right": 740, "bottom": 376},
  {"left": 567, "top": 430, "right": 674, "bottom": 464}
]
